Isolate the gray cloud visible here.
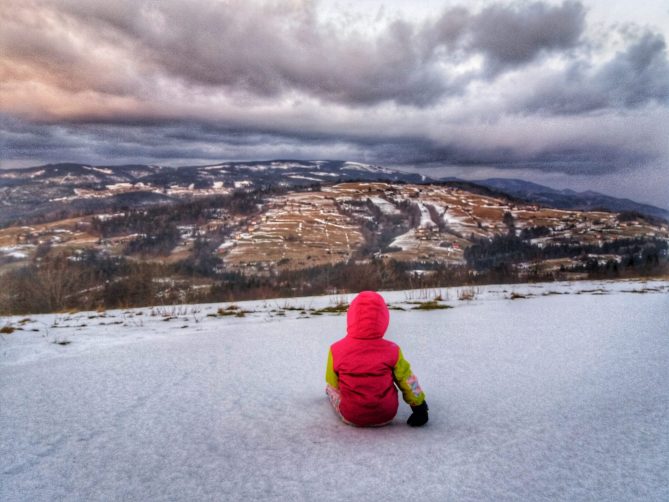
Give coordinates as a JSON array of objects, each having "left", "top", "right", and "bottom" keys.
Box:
[
  {"left": 469, "top": 1, "right": 585, "bottom": 75},
  {"left": 2, "top": 112, "right": 660, "bottom": 179},
  {"left": 0, "top": 114, "right": 367, "bottom": 167},
  {"left": 598, "top": 31, "right": 669, "bottom": 107},
  {"left": 428, "top": 1, "right": 586, "bottom": 76},
  {"left": 1, "top": 0, "right": 589, "bottom": 109},
  {"left": 517, "top": 31, "right": 669, "bottom": 114},
  {"left": 1, "top": 0, "right": 448, "bottom": 107},
  {"left": 1, "top": 1, "right": 668, "bottom": 208}
]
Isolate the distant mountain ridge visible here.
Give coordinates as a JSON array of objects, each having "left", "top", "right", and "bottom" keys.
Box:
[
  {"left": 471, "top": 178, "right": 669, "bottom": 221},
  {"left": 1, "top": 160, "right": 428, "bottom": 186},
  {"left": 1, "top": 160, "right": 667, "bottom": 224}
]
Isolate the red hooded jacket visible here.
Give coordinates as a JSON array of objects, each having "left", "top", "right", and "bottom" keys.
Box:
[{"left": 326, "top": 291, "right": 425, "bottom": 426}]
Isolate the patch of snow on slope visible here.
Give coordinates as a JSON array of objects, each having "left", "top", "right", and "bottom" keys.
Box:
[
  {"left": 83, "top": 166, "right": 114, "bottom": 175},
  {"left": 417, "top": 202, "right": 435, "bottom": 227},
  {"left": 389, "top": 230, "right": 415, "bottom": 250},
  {"left": 270, "top": 162, "right": 312, "bottom": 170},
  {"left": 368, "top": 196, "right": 399, "bottom": 215},
  {"left": 1, "top": 250, "right": 28, "bottom": 259},
  {"left": 234, "top": 180, "right": 253, "bottom": 189},
  {"left": 236, "top": 164, "right": 268, "bottom": 172},
  {"left": 343, "top": 162, "right": 392, "bottom": 174},
  {"left": 0, "top": 246, "right": 33, "bottom": 258}
]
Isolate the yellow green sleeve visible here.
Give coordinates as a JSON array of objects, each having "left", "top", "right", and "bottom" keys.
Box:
[
  {"left": 393, "top": 349, "right": 426, "bottom": 406},
  {"left": 325, "top": 349, "right": 339, "bottom": 389}
]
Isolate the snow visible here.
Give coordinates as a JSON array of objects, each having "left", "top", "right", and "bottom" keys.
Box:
[
  {"left": 0, "top": 246, "right": 33, "bottom": 259},
  {"left": 270, "top": 162, "right": 307, "bottom": 170},
  {"left": 342, "top": 161, "right": 391, "bottom": 174},
  {"left": 341, "top": 161, "right": 374, "bottom": 171},
  {"left": 93, "top": 212, "right": 125, "bottom": 222},
  {"left": 83, "top": 166, "right": 114, "bottom": 175},
  {"left": 217, "top": 241, "right": 235, "bottom": 251},
  {"left": 1, "top": 279, "right": 668, "bottom": 501},
  {"left": 388, "top": 229, "right": 414, "bottom": 250},
  {"left": 408, "top": 269, "right": 436, "bottom": 276},
  {"left": 237, "top": 165, "right": 269, "bottom": 172},
  {"left": 368, "top": 196, "right": 399, "bottom": 215},
  {"left": 106, "top": 183, "right": 133, "bottom": 190},
  {"left": 288, "top": 175, "right": 322, "bottom": 182},
  {"left": 417, "top": 202, "right": 435, "bottom": 227}
]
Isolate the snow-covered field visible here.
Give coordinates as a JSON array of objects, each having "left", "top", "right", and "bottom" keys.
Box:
[{"left": 1, "top": 279, "right": 668, "bottom": 501}]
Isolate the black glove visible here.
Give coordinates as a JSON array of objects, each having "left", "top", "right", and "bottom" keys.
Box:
[{"left": 407, "top": 401, "right": 429, "bottom": 427}]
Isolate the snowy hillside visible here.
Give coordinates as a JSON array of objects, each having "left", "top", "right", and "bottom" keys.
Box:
[{"left": 1, "top": 279, "right": 668, "bottom": 501}]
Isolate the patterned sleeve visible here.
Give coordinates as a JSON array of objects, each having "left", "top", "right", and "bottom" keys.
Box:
[
  {"left": 325, "top": 349, "right": 339, "bottom": 389},
  {"left": 393, "top": 348, "right": 426, "bottom": 406}
]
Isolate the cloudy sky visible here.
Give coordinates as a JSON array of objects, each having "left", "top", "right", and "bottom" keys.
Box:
[{"left": 1, "top": 0, "right": 668, "bottom": 207}]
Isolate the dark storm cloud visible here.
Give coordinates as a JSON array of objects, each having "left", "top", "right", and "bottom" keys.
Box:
[
  {"left": 468, "top": 1, "right": 585, "bottom": 75},
  {"left": 1, "top": 0, "right": 668, "bottom": 198},
  {"left": 0, "top": 114, "right": 369, "bottom": 166},
  {"left": 5, "top": 0, "right": 449, "bottom": 107},
  {"left": 428, "top": 1, "right": 585, "bottom": 76},
  {"left": 1, "top": 113, "right": 658, "bottom": 179},
  {"left": 1, "top": 0, "right": 588, "bottom": 109},
  {"left": 517, "top": 31, "right": 669, "bottom": 114},
  {"left": 363, "top": 133, "right": 657, "bottom": 175}
]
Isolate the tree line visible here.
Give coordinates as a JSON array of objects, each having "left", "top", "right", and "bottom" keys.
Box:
[{"left": 1, "top": 240, "right": 666, "bottom": 315}]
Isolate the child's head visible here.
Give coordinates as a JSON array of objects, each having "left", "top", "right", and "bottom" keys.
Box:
[{"left": 347, "top": 291, "right": 389, "bottom": 340}]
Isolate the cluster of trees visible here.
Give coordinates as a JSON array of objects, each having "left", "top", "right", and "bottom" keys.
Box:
[
  {"left": 89, "top": 192, "right": 268, "bottom": 257},
  {"left": 519, "top": 225, "right": 551, "bottom": 240},
  {"left": 465, "top": 233, "right": 668, "bottom": 275},
  {"left": 0, "top": 248, "right": 214, "bottom": 315},
  {"left": 210, "top": 259, "right": 477, "bottom": 301},
  {"left": 91, "top": 193, "right": 263, "bottom": 237},
  {"left": 1, "top": 237, "right": 667, "bottom": 315},
  {"left": 465, "top": 234, "right": 539, "bottom": 270},
  {"left": 1, "top": 250, "right": 129, "bottom": 314},
  {"left": 124, "top": 225, "right": 181, "bottom": 256},
  {"left": 337, "top": 197, "right": 417, "bottom": 256}
]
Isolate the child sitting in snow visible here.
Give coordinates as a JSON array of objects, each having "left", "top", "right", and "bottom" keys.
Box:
[{"left": 325, "top": 290, "right": 429, "bottom": 427}]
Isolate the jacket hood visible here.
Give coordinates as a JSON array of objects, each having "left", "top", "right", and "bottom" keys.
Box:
[{"left": 346, "top": 291, "right": 390, "bottom": 340}]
